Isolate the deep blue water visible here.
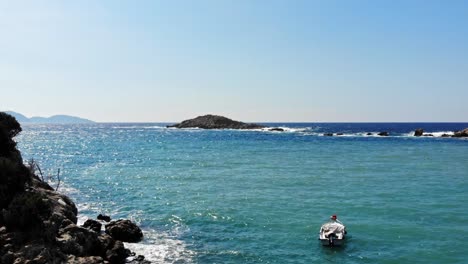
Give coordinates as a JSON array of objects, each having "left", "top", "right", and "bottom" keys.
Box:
[{"left": 17, "top": 123, "right": 468, "bottom": 263}]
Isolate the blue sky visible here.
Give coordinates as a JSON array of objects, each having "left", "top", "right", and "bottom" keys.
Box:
[{"left": 1, "top": 0, "right": 467, "bottom": 122}]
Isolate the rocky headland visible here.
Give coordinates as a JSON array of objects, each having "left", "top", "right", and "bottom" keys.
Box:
[
  {"left": 167, "top": 114, "right": 265, "bottom": 129},
  {"left": 0, "top": 112, "right": 148, "bottom": 264}
]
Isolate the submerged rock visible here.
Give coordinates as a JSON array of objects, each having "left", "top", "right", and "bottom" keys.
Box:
[
  {"left": 378, "top": 132, "right": 389, "bottom": 136},
  {"left": 323, "top": 133, "right": 333, "bottom": 136},
  {"left": 105, "top": 219, "right": 143, "bottom": 243},
  {"left": 167, "top": 114, "right": 265, "bottom": 129}
]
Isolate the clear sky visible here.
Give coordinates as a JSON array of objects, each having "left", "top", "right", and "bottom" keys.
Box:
[{"left": 1, "top": 0, "right": 467, "bottom": 122}]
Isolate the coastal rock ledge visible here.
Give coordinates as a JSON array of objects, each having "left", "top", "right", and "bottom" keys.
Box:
[
  {"left": 167, "top": 114, "right": 265, "bottom": 129},
  {"left": 453, "top": 128, "right": 468, "bottom": 137}
]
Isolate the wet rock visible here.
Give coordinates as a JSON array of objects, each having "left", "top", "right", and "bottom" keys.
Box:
[
  {"left": 366, "top": 133, "right": 373, "bottom": 136},
  {"left": 441, "top": 134, "right": 451, "bottom": 137},
  {"left": 336, "top": 133, "right": 344, "bottom": 136},
  {"left": 378, "top": 132, "right": 389, "bottom": 136},
  {"left": 167, "top": 114, "right": 265, "bottom": 129},
  {"left": 422, "top": 134, "right": 434, "bottom": 137},
  {"left": 414, "top": 128, "right": 424, "bottom": 137},
  {"left": 105, "top": 219, "right": 143, "bottom": 243},
  {"left": 127, "top": 255, "right": 151, "bottom": 264},
  {"left": 82, "top": 219, "right": 102, "bottom": 233},
  {"left": 97, "top": 214, "right": 111, "bottom": 222},
  {"left": 453, "top": 128, "right": 468, "bottom": 137},
  {"left": 269, "top": 127, "right": 284, "bottom": 132},
  {"left": 323, "top": 133, "right": 333, "bottom": 136}
]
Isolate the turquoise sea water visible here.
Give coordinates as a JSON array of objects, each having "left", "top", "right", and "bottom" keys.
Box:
[{"left": 17, "top": 123, "right": 468, "bottom": 263}]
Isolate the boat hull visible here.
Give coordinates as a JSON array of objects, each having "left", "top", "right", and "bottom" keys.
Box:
[{"left": 319, "top": 238, "right": 345, "bottom": 246}]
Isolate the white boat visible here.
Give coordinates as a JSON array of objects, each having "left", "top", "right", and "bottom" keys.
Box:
[{"left": 319, "top": 220, "right": 346, "bottom": 246}]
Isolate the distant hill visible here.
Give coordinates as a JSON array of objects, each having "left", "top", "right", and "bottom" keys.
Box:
[{"left": 4, "top": 111, "right": 94, "bottom": 124}]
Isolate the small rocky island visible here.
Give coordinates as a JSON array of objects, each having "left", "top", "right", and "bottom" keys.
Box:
[
  {"left": 0, "top": 112, "right": 148, "bottom": 264},
  {"left": 167, "top": 114, "right": 265, "bottom": 129}
]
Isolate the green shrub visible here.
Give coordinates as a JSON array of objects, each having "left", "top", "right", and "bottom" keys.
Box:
[
  {"left": 0, "top": 158, "right": 29, "bottom": 208},
  {"left": 0, "top": 112, "right": 22, "bottom": 138},
  {"left": 0, "top": 112, "right": 29, "bottom": 209},
  {"left": 2, "top": 191, "right": 51, "bottom": 230}
]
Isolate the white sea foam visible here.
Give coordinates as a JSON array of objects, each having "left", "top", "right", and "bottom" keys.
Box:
[
  {"left": 405, "top": 131, "right": 455, "bottom": 137},
  {"left": 124, "top": 229, "right": 195, "bottom": 263},
  {"left": 427, "top": 131, "right": 454, "bottom": 137},
  {"left": 112, "top": 126, "right": 166, "bottom": 129},
  {"left": 262, "top": 127, "right": 311, "bottom": 133},
  {"left": 63, "top": 183, "right": 194, "bottom": 263},
  {"left": 75, "top": 205, "right": 195, "bottom": 262}
]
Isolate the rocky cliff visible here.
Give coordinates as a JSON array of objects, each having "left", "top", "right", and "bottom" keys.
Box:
[{"left": 0, "top": 112, "right": 148, "bottom": 264}]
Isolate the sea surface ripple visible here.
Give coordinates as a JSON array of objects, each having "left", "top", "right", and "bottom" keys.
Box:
[{"left": 17, "top": 123, "right": 468, "bottom": 263}]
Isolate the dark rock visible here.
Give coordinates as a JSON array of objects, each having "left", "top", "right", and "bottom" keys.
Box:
[
  {"left": 60, "top": 219, "right": 75, "bottom": 229},
  {"left": 127, "top": 255, "right": 151, "bottom": 264},
  {"left": 336, "top": 133, "right": 344, "bottom": 136},
  {"left": 105, "top": 219, "right": 143, "bottom": 243},
  {"left": 323, "top": 133, "right": 333, "bottom": 136},
  {"left": 441, "top": 134, "right": 451, "bottom": 138},
  {"left": 453, "top": 128, "right": 468, "bottom": 137},
  {"left": 83, "top": 219, "right": 102, "bottom": 233},
  {"left": 105, "top": 240, "right": 130, "bottom": 263},
  {"left": 67, "top": 255, "right": 106, "bottom": 264},
  {"left": 414, "top": 128, "right": 424, "bottom": 137},
  {"left": 422, "top": 134, "right": 434, "bottom": 137},
  {"left": 57, "top": 225, "right": 101, "bottom": 256},
  {"left": 167, "top": 114, "right": 265, "bottom": 129},
  {"left": 97, "top": 233, "right": 130, "bottom": 262},
  {"left": 1, "top": 251, "right": 15, "bottom": 264},
  {"left": 378, "top": 132, "right": 389, "bottom": 136},
  {"left": 269, "top": 127, "right": 284, "bottom": 132},
  {"left": 366, "top": 133, "right": 373, "bottom": 136},
  {"left": 97, "top": 214, "right": 111, "bottom": 222},
  {"left": 11, "top": 241, "right": 67, "bottom": 264}
]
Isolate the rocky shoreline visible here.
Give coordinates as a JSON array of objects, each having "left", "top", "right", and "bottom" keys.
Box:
[
  {"left": 321, "top": 129, "right": 468, "bottom": 137},
  {"left": 168, "top": 115, "right": 468, "bottom": 138},
  {"left": 0, "top": 112, "right": 149, "bottom": 264}
]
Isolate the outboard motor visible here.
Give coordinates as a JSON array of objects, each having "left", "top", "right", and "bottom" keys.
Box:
[{"left": 328, "top": 233, "right": 336, "bottom": 246}]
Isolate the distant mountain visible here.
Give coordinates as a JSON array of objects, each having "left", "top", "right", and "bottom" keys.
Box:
[{"left": 4, "top": 111, "right": 94, "bottom": 124}]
